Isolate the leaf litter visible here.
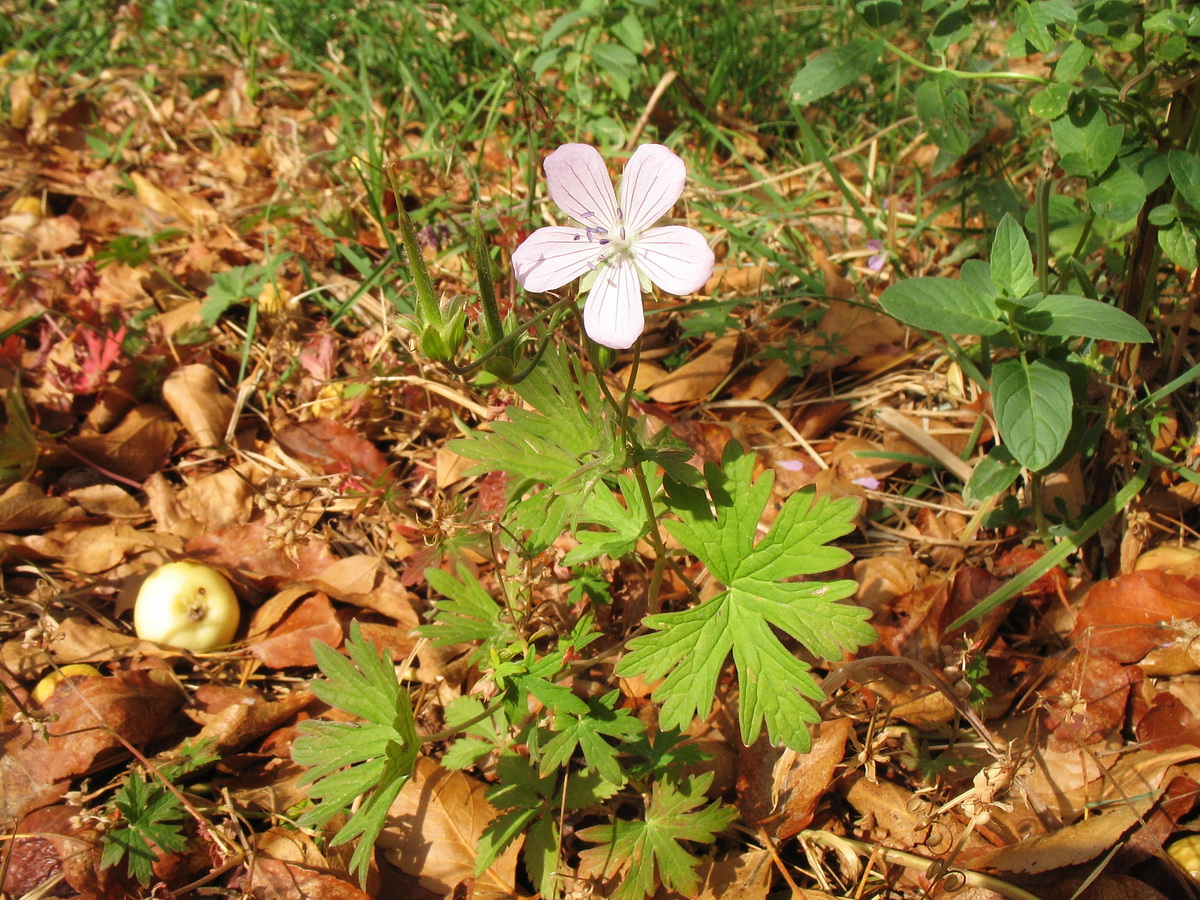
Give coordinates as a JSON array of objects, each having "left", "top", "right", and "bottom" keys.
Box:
[{"left": 0, "top": 21, "right": 1199, "bottom": 900}]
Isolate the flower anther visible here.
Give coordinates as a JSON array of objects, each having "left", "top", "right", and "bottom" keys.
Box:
[{"left": 511, "top": 143, "right": 714, "bottom": 349}]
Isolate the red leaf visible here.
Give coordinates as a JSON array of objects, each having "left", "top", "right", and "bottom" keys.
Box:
[
  {"left": 276, "top": 419, "right": 389, "bottom": 481},
  {"left": 1071, "top": 570, "right": 1200, "bottom": 662}
]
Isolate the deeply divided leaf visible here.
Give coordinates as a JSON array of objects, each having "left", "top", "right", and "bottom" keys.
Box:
[{"left": 619, "top": 441, "right": 873, "bottom": 751}]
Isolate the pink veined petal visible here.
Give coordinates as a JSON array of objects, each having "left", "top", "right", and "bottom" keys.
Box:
[
  {"left": 583, "top": 256, "right": 644, "bottom": 350},
  {"left": 631, "top": 225, "right": 714, "bottom": 295},
  {"left": 543, "top": 144, "right": 620, "bottom": 230},
  {"left": 512, "top": 226, "right": 605, "bottom": 292},
  {"left": 618, "top": 144, "right": 686, "bottom": 235}
]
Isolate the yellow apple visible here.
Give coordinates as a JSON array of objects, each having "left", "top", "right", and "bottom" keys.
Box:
[
  {"left": 134, "top": 561, "right": 241, "bottom": 652},
  {"left": 32, "top": 664, "right": 102, "bottom": 704}
]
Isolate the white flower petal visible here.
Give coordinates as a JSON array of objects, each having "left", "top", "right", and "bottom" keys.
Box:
[
  {"left": 618, "top": 144, "right": 686, "bottom": 234},
  {"left": 544, "top": 144, "right": 620, "bottom": 229},
  {"left": 512, "top": 226, "right": 604, "bottom": 292},
  {"left": 583, "top": 257, "right": 644, "bottom": 350},
  {"left": 631, "top": 226, "right": 714, "bottom": 295}
]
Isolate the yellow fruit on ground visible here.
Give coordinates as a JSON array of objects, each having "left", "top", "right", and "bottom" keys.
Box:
[
  {"left": 32, "top": 664, "right": 102, "bottom": 704},
  {"left": 133, "top": 561, "right": 241, "bottom": 652}
]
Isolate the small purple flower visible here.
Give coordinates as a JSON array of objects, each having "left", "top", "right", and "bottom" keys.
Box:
[
  {"left": 867, "top": 239, "right": 886, "bottom": 272},
  {"left": 511, "top": 143, "right": 714, "bottom": 350}
]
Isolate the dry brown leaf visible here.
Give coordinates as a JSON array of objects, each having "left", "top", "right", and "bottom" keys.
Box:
[
  {"left": 145, "top": 471, "right": 204, "bottom": 539},
  {"left": 3, "top": 805, "right": 116, "bottom": 897},
  {"left": 380, "top": 757, "right": 520, "bottom": 899},
  {"left": 59, "top": 521, "right": 180, "bottom": 574},
  {"left": 2, "top": 669, "right": 185, "bottom": 829},
  {"left": 185, "top": 522, "right": 338, "bottom": 586},
  {"left": 67, "top": 403, "right": 177, "bottom": 483},
  {"left": 975, "top": 806, "right": 1142, "bottom": 874},
  {"left": 92, "top": 261, "right": 151, "bottom": 310},
  {"left": 130, "top": 171, "right": 218, "bottom": 227},
  {"left": 807, "top": 298, "right": 906, "bottom": 374},
  {"left": 0, "top": 482, "right": 72, "bottom": 531},
  {"left": 315, "top": 554, "right": 381, "bottom": 598},
  {"left": 1072, "top": 570, "right": 1200, "bottom": 664},
  {"left": 176, "top": 466, "right": 256, "bottom": 530},
  {"left": 705, "top": 260, "right": 770, "bottom": 295},
  {"left": 229, "top": 857, "right": 372, "bottom": 900},
  {"left": 435, "top": 445, "right": 472, "bottom": 488},
  {"left": 188, "top": 685, "right": 314, "bottom": 755},
  {"left": 162, "top": 363, "right": 234, "bottom": 447},
  {"left": 1039, "top": 651, "right": 1135, "bottom": 751},
  {"left": 734, "top": 357, "right": 790, "bottom": 402},
  {"left": 248, "top": 593, "right": 342, "bottom": 669},
  {"left": 66, "top": 483, "right": 146, "bottom": 519},
  {"left": 842, "top": 775, "right": 933, "bottom": 851},
  {"left": 647, "top": 334, "right": 740, "bottom": 404},
  {"left": 276, "top": 418, "right": 390, "bottom": 481},
  {"left": 691, "top": 848, "right": 773, "bottom": 900},
  {"left": 854, "top": 551, "right": 929, "bottom": 609},
  {"left": 739, "top": 718, "right": 851, "bottom": 840}
]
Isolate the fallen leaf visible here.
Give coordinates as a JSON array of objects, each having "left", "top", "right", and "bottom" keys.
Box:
[
  {"left": 2, "top": 669, "right": 185, "bottom": 829},
  {"left": 59, "top": 521, "right": 180, "bottom": 574},
  {"left": 693, "top": 848, "right": 773, "bottom": 900},
  {"left": 647, "top": 334, "right": 740, "bottom": 404},
  {"left": 975, "top": 806, "right": 1141, "bottom": 874},
  {"left": 3, "top": 805, "right": 116, "bottom": 897},
  {"left": 188, "top": 685, "right": 314, "bottom": 755},
  {"left": 66, "top": 483, "right": 145, "bottom": 519},
  {"left": 162, "top": 363, "right": 234, "bottom": 447},
  {"left": 248, "top": 593, "right": 342, "bottom": 669},
  {"left": 0, "top": 482, "right": 72, "bottom": 531},
  {"left": 1039, "top": 652, "right": 1135, "bottom": 751},
  {"left": 67, "top": 403, "right": 177, "bottom": 483},
  {"left": 185, "top": 522, "right": 338, "bottom": 586},
  {"left": 843, "top": 775, "right": 932, "bottom": 851},
  {"left": 380, "top": 757, "right": 520, "bottom": 899},
  {"left": 739, "top": 717, "right": 851, "bottom": 840},
  {"left": 130, "top": 171, "right": 217, "bottom": 227},
  {"left": 1071, "top": 570, "right": 1200, "bottom": 664},
  {"left": 276, "top": 418, "right": 390, "bottom": 481},
  {"left": 228, "top": 857, "right": 372, "bottom": 900}
]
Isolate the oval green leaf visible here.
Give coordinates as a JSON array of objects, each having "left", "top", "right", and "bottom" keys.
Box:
[
  {"left": 991, "top": 357, "right": 1073, "bottom": 472},
  {"left": 879, "top": 277, "right": 1005, "bottom": 336}
]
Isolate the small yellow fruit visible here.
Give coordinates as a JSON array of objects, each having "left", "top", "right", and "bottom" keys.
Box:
[
  {"left": 31, "top": 664, "right": 102, "bottom": 704},
  {"left": 133, "top": 561, "right": 241, "bottom": 652},
  {"left": 1169, "top": 834, "right": 1200, "bottom": 879}
]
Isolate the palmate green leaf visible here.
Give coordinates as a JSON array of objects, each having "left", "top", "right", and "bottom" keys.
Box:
[
  {"left": 418, "top": 563, "right": 514, "bottom": 658},
  {"left": 482, "top": 752, "right": 619, "bottom": 900},
  {"left": 100, "top": 771, "right": 188, "bottom": 886},
  {"left": 450, "top": 342, "right": 630, "bottom": 550},
  {"left": 0, "top": 386, "right": 38, "bottom": 487},
  {"left": 293, "top": 621, "right": 419, "bottom": 887},
  {"left": 619, "top": 441, "right": 873, "bottom": 751},
  {"left": 576, "top": 772, "right": 735, "bottom": 900},
  {"left": 540, "top": 690, "right": 644, "bottom": 784}
]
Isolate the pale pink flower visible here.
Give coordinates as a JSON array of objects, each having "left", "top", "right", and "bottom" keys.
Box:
[{"left": 511, "top": 143, "right": 714, "bottom": 350}]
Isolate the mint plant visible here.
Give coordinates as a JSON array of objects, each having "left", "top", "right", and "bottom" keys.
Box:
[{"left": 880, "top": 213, "right": 1150, "bottom": 483}]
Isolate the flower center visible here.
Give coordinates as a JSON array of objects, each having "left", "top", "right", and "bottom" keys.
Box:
[{"left": 575, "top": 209, "right": 633, "bottom": 258}]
